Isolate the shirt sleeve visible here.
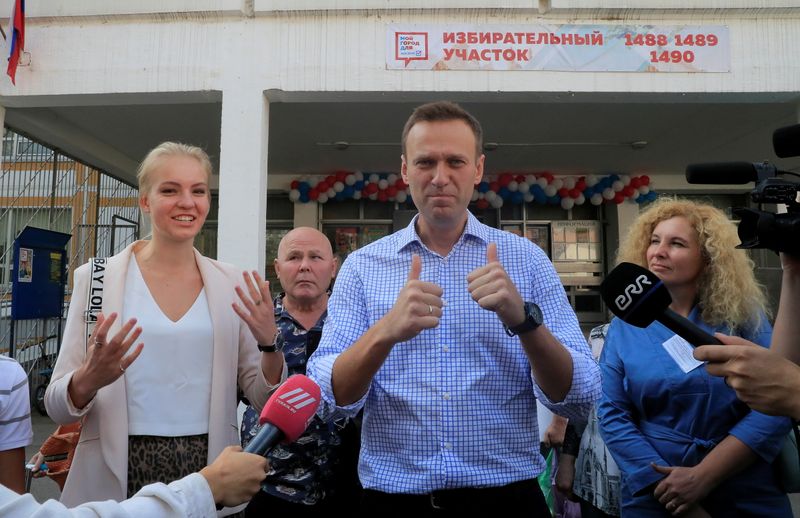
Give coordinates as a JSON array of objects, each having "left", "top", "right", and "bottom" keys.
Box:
[
  {"left": 530, "top": 254, "right": 601, "bottom": 424},
  {"left": 727, "top": 316, "right": 792, "bottom": 462},
  {"left": 0, "top": 359, "right": 33, "bottom": 451},
  {"left": 597, "top": 320, "right": 668, "bottom": 497},
  {"left": 0, "top": 472, "right": 215, "bottom": 518},
  {"left": 307, "top": 254, "right": 370, "bottom": 420}
]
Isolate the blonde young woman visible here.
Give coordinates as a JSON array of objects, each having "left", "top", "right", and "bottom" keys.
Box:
[
  {"left": 597, "top": 199, "right": 791, "bottom": 517},
  {"left": 45, "top": 142, "right": 286, "bottom": 513}
]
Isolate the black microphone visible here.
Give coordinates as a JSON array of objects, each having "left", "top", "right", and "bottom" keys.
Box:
[
  {"left": 599, "top": 262, "right": 722, "bottom": 347},
  {"left": 773, "top": 123, "right": 800, "bottom": 159}
]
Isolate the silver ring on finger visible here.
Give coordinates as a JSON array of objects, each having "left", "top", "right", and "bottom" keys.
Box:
[{"left": 428, "top": 304, "right": 433, "bottom": 314}]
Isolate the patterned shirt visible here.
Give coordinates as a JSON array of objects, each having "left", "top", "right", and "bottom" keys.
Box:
[
  {"left": 307, "top": 212, "right": 601, "bottom": 494},
  {"left": 241, "top": 295, "right": 343, "bottom": 505}
]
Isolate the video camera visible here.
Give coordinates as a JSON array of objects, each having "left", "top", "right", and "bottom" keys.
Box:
[{"left": 685, "top": 124, "right": 800, "bottom": 255}]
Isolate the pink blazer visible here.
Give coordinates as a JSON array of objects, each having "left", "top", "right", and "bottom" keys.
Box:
[{"left": 45, "top": 242, "right": 284, "bottom": 510}]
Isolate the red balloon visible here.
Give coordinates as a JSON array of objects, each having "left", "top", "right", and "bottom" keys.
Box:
[
  {"left": 377, "top": 191, "right": 388, "bottom": 202},
  {"left": 575, "top": 180, "right": 586, "bottom": 191},
  {"left": 317, "top": 181, "right": 329, "bottom": 192},
  {"left": 335, "top": 171, "right": 348, "bottom": 183},
  {"left": 623, "top": 186, "right": 636, "bottom": 197},
  {"left": 558, "top": 188, "right": 570, "bottom": 198},
  {"left": 395, "top": 179, "right": 407, "bottom": 190},
  {"left": 290, "top": 180, "right": 300, "bottom": 189},
  {"left": 476, "top": 198, "right": 490, "bottom": 210},
  {"left": 309, "top": 189, "right": 320, "bottom": 201},
  {"left": 499, "top": 173, "right": 513, "bottom": 187},
  {"left": 641, "top": 175, "right": 651, "bottom": 186},
  {"left": 325, "top": 175, "right": 336, "bottom": 185},
  {"left": 489, "top": 181, "right": 500, "bottom": 192},
  {"left": 569, "top": 188, "right": 581, "bottom": 199},
  {"left": 366, "top": 183, "right": 378, "bottom": 194},
  {"left": 541, "top": 172, "right": 554, "bottom": 182},
  {"left": 613, "top": 193, "right": 625, "bottom": 204},
  {"left": 386, "top": 186, "right": 398, "bottom": 197},
  {"left": 629, "top": 177, "right": 641, "bottom": 189},
  {"left": 515, "top": 174, "right": 526, "bottom": 183}
]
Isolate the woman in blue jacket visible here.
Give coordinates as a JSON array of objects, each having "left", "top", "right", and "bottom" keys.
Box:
[{"left": 598, "top": 198, "right": 791, "bottom": 517}]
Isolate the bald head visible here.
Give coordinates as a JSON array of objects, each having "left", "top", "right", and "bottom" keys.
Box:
[{"left": 275, "top": 227, "right": 337, "bottom": 305}]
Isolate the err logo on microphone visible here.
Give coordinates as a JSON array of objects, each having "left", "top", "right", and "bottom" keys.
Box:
[
  {"left": 276, "top": 387, "right": 317, "bottom": 414},
  {"left": 615, "top": 274, "right": 652, "bottom": 311}
]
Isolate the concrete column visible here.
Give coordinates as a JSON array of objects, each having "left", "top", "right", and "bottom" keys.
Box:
[
  {"left": 605, "top": 201, "right": 640, "bottom": 267},
  {"left": 217, "top": 88, "right": 268, "bottom": 271}
]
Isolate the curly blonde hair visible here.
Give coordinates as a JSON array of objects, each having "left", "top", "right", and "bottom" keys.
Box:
[{"left": 616, "top": 198, "right": 769, "bottom": 332}]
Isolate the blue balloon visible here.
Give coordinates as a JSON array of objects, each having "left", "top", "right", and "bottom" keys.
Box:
[
  {"left": 534, "top": 191, "right": 547, "bottom": 204},
  {"left": 548, "top": 195, "right": 560, "bottom": 205},
  {"left": 298, "top": 182, "right": 311, "bottom": 193},
  {"left": 354, "top": 180, "right": 365, "bottom": 190},
  {"left": 511, "top": 191, "right": 524, "bottom": 204},
  {"left": 335, "top": 191, "right": 346, "bottom": 200},
  {"left": 343, "top": 185, "right": 355, "bottom": 197},
  {"left": 499, "top": 187, "right": 511, "bottom": 200},
  {"left": 531, "top": 184, "right": 544, "bottom": 196},
  {"left": 477, "top": 181, "right": 490, "bottom": 193},
  {"left": 299, "top": 192, "right": 310, "bottom": 203}
]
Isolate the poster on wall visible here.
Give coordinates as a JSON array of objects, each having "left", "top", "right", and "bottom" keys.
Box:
[
  {"left": 18, "top": 248, "right": 32, "bottom": 283},
  {"left": 388, "top": 24, "right": 729, "bottom": 72}
]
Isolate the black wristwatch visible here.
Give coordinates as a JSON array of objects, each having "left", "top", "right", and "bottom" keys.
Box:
[
  {"left": 257, "top": 330, "right": 283, "bottom": 353},
  {"left": 504, "top": 301, "right": 544, "bottom": 336}
]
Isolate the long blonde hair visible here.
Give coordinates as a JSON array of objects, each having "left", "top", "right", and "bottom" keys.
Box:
[{"left": 616, "top": 198, "right": 769, "bottom": 332}]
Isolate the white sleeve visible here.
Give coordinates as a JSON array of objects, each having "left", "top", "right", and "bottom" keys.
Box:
[
  {"left": 0, "top": 473, "right": 217, "bottom": 518},
  {"left": 0, "top": 358, "right": 33, "bottom": 451}
]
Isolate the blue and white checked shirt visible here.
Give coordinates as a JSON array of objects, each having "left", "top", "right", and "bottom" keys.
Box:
[{"left": 307, "top": 212, "right": 601, "bottom": 494}]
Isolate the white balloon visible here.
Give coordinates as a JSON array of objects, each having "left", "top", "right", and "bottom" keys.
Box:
[
  {"left": 318, "top": 193, "right": 329, "bottom": 203},
  {"left": 602, "top": 188, "right": 615, "bottom": 200},
  {"left": 333, "top": 181, "right": 345, "bottom": 192},
  {"left": 368, "top": 174, "right": 380, "bottom": 184},
  {"left": 575, "top": 194, "right": 586, "bottom": 205},
  {"left": 378, "top": 179, "right": 389, "bottom": 190},
  {"left": 327, "top": 188, "right": 336, "bottom": 198},
  {"left": 526, "top": 174, "right": 537, "bottom": 185},
  {"left": 590, "top": 193, "right": 604, "bottom": 205},
  {"left": 471, "top": 190, "right": 480, "bottom": 202},
  {"left": 561, "top": 197, "right": 575, "bottom": 210},
  {"left": 585, "top": 175, "right": 598, "bottom": 187},
  {"left": 354, "top": 171, "right": 364, "bottom": 181},
  {"left": 344, "top": 175, "right": 356, "bottom": 186},
  {"left": 563, "top": 177, "right": 576, "bottom": 189},
  {"left": 523, "top": 192, "right": 534, "bottom": 203},
  {"left": 518, "top": 181, "right": 530, "bottom": 193},
  {"left": 639, "top": 186, "right": 650, "bottom": 195},
  {"left": 490, "top": 196, "right": 504, "bottom": 208},
  {"left": 612, "top": 180, "right": 624, "bottom": 192},
  {"left": 368, "top": 193, "right": 378, "bottom": 201},
  {"left": 551, "top": 178, "right": 563, "bottom": 190},
  {"left": 507, "top": 181, "right": 518, "bottom": 192},
  {"left": 620, "top": 174, "right": 631, "bottom": 185},
  {"left": 485, "top": 191, "right": 497, "bottom": 202},
  {"left": 537, "top": 177, "right": 549, "bottom": 188},
  {"left": 396, "top": 191, "right": 407, "bottom": 203},
  {"left": 544, "top": 185, "right": 557, "bottom": 197},
  {"left": 352, "top": 191, "right": 362, "bottom": 200},
  {"left": 289, "top": 189, "right": 301, "bottom": 202}
]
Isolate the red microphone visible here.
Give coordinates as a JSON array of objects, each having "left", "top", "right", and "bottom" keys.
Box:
[{"left": 243, "top": 374, "right": 321, "bottom": 456}]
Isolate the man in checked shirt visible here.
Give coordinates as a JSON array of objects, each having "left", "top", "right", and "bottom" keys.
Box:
[{"left": 308, "top": 101, "right": 601, "bottom": 514}]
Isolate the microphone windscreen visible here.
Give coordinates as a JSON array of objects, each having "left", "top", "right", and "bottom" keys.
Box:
[
  {"left": 258, "top": 374, "right": 321, "bottom": 443},
  {"left": 773, "top": 124, "right": 800, "bottom": 159},
  {"left": 685, "top": 162, "right": 758, "bottom": 185},
  {"left": 600, "top": 262, "right": 672, "bottom": 328}
]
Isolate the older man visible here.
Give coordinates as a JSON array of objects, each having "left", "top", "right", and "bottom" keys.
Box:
[
  {"left": 240, "top": 227, "right": 360, "bottom": 516},
  {"left": 307, "top": 101, "right": 601, "bottom": 513}
]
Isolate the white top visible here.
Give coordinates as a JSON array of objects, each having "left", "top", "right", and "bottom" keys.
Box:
[
  {"left": 0, "top": 356, "right": 33, "bottom": 451},
  {"left": 0, "top": 472, "right": 216, "bottom": 517},
  {"left": 123, "top": 255, "right": 213, "bottom": 437}
]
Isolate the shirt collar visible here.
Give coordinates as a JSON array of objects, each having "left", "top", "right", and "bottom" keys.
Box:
[{"left": 396, "top": 211, "right": 489, "bottom": 254}]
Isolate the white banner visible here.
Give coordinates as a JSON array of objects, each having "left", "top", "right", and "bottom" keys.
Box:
[{"left": 387, "top": 24, "right": 729, "bottom": 72}]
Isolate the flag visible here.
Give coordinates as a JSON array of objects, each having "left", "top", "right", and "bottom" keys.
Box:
[{"left": 7, "top": 0, "right": 24, "bottom": 84}]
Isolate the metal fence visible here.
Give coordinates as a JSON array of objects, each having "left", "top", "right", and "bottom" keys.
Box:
[{"left": 0, "top": 128, "right": 140, "bottom": 403}]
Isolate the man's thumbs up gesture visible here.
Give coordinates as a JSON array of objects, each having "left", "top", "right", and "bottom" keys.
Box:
[
  {"left": 381, "top": 254, "right": 444, "bottom": 345},
  {"left": 467, "top": 242, "right": 526, "bottom": 329}
]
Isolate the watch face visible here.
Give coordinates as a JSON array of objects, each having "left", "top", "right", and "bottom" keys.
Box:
[{"left": 527, "top": 302, "right": 543, "bottom": 325}]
